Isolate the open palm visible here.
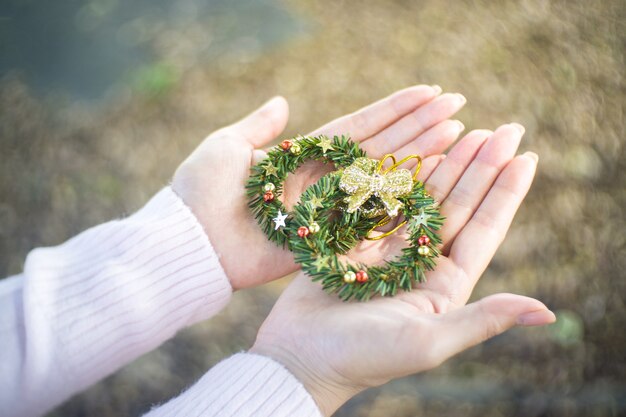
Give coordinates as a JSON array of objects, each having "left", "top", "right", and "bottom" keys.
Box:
[
  {"left": 172, "top": 86, "right": 467, "bottom": 289},
  {"left": 251, "top": 124, "right": 556, "bottom": 416}
]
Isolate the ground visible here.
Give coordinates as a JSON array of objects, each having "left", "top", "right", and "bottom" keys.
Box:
[{"left": 0, "top": 0, "right": 624, "bottom": 416}]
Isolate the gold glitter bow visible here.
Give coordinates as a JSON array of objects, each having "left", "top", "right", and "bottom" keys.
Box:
[{"left": 339, "top": 154, "right": 421, "bottom": 218}]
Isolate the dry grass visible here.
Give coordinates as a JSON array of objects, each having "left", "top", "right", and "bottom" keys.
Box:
[{"left": 1, "top": 0, "right": 624, "bottom": 416}]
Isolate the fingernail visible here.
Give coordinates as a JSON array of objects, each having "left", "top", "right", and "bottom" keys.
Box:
[
  {"left": 453, "top": 120, "right": 465, "bottom": 132},
  {"left": 455, "top": 93, "right": 467, "bottom": 104},
  {"left": 516, "top": 309, "right": 556, "bottom": 326},
  {"left": 524, "top": 151, "right": 539, "bottom": 163},
  {"left": 510, "top": 122, "right": 525, "bottom": 134},
  {"left": 431, "top": 85, "right": 442, "bottom": 94}
]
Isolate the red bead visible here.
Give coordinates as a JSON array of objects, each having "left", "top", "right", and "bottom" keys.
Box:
[
  {"left": 280, "top": 140, "right": 293, "bottom": 151},
  {"left": 297, "top": 226, "right": 310, "bottom": 238},
  {"left": 263, "top": 191, "right": 274, "bottom": 202},
  {"left": 418, "top": 235, "right": 430, "bottom": 246},
  {"left": 355, "top": 270, "right": 369, "bottom": 283}
]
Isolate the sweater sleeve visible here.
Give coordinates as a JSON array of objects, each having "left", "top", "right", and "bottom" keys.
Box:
[
  {"left": 0, "top": 187, "right": 233, "bottom": 417},
  {"left": 143, "top": 353, "right": 322, "bottom": 417}
]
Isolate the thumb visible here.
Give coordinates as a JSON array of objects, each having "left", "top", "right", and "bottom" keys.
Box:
[
  {"left": 251, "top": 149, "right": 268, "bottom": 166},
  {"left": 431, "top": 293, "right": 556, "bottom": 363},
  {"left": 213, "top": 96, "right": 289, "bottom": 148}
]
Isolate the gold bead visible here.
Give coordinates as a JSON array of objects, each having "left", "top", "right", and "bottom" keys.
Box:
[
  {"left": 263, "top": 182, "right": 276, "bottom": 192},
  {"left": 343, "top": 270, "right": 356, "bottom": 283},
  {"left": 290, "top": 143, "right": 302, "bottom": 155},
  {"left": 380, "top": 273, "right": 389, "bottom": 281},
  {"left": 418, "top": 245, "right": 430, "bottom": 256},
  {"left": 308, "top": 222, "right": 320, "bottom": 234}
]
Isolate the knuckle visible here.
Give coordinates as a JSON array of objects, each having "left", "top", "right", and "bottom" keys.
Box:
[
  {"left": 425, "top": 183, "right": 445, "bottom": 203},
  {"left": 471, "top": 210, "right": 504, "bottom": 243},
  {"left": 209, "top": 128, "right": 236, "bottom": 142},
  {"left": 492, "top": 180, "right": 524, "bottom": 201},
  {"left": 421, "top": 335, "right": 446, "bottom": 369},
  {"left": 350, "top": 112, "right": 369, "bottom": 137},
  {"left": 445, "top": 183, "right": 475, "bottom": 211},
  {"left": 474, "top": 156, "right": 506, "bottom": 173},
  {"left": 389, "top": 89, "right": 416, "bottom": 117},
  {"left": 478, "top": 302, "right": 502, "bottom": 341},
  {"left": 409, "top": 110, "right": 426, "bottom": 131},
  {"left": 258, "top": 109, "right": 282, "bottom": 138}
]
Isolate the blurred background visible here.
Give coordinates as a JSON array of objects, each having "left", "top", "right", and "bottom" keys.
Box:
[{"left": 1, "top": 0, "right": 624, "bottom": 416}]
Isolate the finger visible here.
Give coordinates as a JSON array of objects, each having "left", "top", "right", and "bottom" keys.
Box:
[
  {"left": 360, "top": 93, "right": 466, "bottom": 156},
  {"left": 448, "top": 152, "right": 538, "bottom": 298},
  {"left": 251, "top": 149, "right": 268, "bottom": 165},
  {"left": 309, "top": 85, "right": 441, "bottom": 142},
  {"left": 438, "top": 123, "right": 525, "bottom": 254},
  {"left": 387, "top": 119, "right": 465, "bottom": 168},
  {"left": 211, "top": 96, "right": 289, "bottom": 148},
  {"left": 428, "top": 293, "right": 555, "bottom": 365},
  {"left": 425, "top": 129, "right": 492, "bottom": 203}
]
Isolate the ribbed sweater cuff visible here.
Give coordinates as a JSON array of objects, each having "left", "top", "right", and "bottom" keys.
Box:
[
  {"left": 145, "top": 353, "right": 322, "bottom": 417},
  {"left": 19, "top": 187, "right": 232, "bottom": 413}
]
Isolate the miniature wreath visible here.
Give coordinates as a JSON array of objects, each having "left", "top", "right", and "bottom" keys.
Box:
[
  {"left": 246, "top": 134, "right": 368, "bottom": 248},
  {"left": 286, "top": 157, "right": 444, "bottom": 302},
  {"left": 247, "top": 134, "right": 444, "bottom": 301}
]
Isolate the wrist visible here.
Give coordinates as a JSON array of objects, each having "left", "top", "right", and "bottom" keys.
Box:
[
  {"left": 249, "top": 342, "right": 363, "bottom": 416},
  {"left": 169, "top": 177, "right": 238, "bottom": 281}
]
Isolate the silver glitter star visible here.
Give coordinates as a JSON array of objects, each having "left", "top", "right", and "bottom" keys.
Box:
[
  {"left": 272, "top": 210, "right": 288, "bottom": 230},
  {"left": 411, "top": 208, "right": 432, "bottom": 228}
]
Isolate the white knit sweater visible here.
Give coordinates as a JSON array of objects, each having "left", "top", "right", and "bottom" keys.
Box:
[{"left": 0, "top": 187, "right": 322, "bottom": 417}]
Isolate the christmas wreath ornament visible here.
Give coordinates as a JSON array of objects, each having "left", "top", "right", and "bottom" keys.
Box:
[
  {"left": 246, "top": 135, "right": 368, "bottom": 247},
  {"left": 287, "top": 154, "right": 444, "bottom": 302},
  {"left": 247, "top": 134, "right": 444, "bottom": 301}
]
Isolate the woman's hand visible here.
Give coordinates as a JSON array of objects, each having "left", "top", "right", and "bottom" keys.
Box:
[
  {"left": 250, "top": 124, "right": 556, "bottom": 416},
  {"left": 172, "top": 86, "right": 467, "bottom": 290}
]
